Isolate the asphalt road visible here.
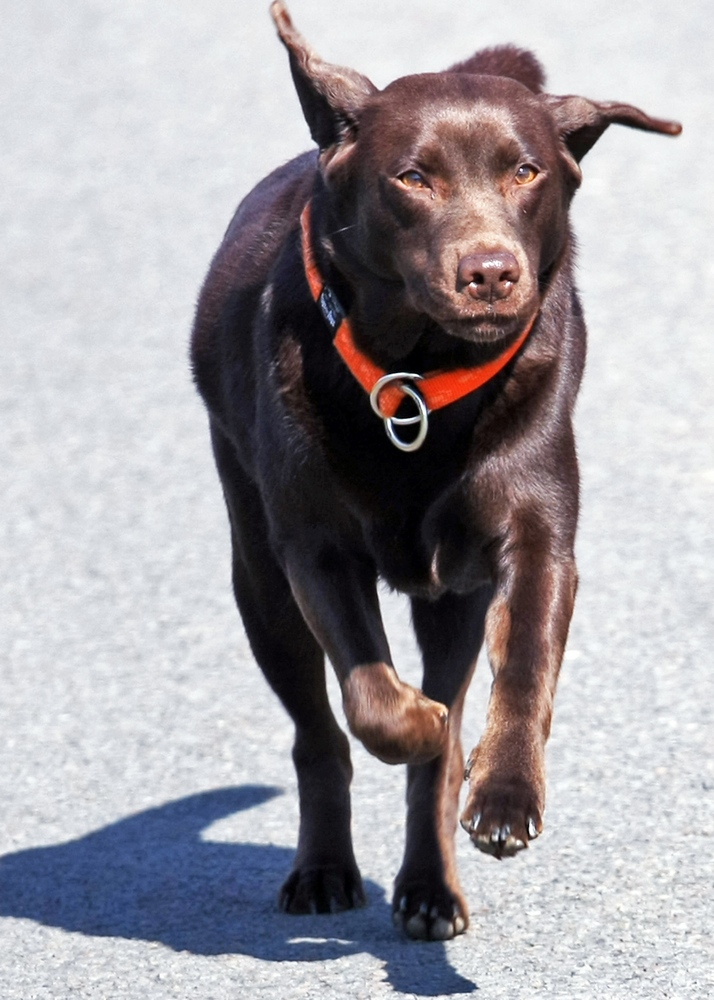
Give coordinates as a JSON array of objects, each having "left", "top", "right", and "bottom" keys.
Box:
[{"left": 1, "top": 1, "right": 712, "bottom": 997}]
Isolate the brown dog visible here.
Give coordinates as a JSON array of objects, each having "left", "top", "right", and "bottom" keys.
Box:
[{"left": 191, "top": 2, "right": 680, "bottom": 940}]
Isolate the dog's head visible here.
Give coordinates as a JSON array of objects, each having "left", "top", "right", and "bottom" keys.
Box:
[{"left": 271, "top": 2, "right": 680, "bottom": 353}]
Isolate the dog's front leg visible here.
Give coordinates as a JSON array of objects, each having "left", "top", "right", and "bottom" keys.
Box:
[
  {"left": 460, "top": 537, "right": 577, "bottom": 857},
  {"left": 283, "top": 546, "right": 449, "bottom": 766}
]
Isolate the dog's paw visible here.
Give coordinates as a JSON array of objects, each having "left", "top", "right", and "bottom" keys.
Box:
[
  {"left": 279, "top": 862, "right": 366, "bottom": 915},
  {"left": 392, "top": 881, "right": 468, "bottom": 941},
  {"left": 342, "top": 662, "right": 448, "bottom": 765},
  {"left": 460, "top": 767, "right": 543, "bottom": 859}
]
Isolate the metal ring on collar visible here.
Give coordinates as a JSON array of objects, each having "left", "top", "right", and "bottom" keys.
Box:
[{"left": 369, "top": 372, "right": 429, "bottom": 452}]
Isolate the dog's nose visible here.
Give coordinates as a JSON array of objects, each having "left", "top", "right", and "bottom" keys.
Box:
[{"left": 458, "top": 252, "right": 520, "bottom": 301}]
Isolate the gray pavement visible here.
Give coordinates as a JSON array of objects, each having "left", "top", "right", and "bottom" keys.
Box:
[{"left": 1, "top": 1, "right": 712, "bottom": 997}]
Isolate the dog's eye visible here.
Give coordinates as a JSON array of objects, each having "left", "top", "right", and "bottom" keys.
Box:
[
  {"left": 515, "top": 164, "right": 539, "bottom": 185},
  {"left": 399, "top": 170, "right": 429, "bottom": 190}
]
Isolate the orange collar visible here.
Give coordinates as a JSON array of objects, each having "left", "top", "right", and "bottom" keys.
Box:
[{"left": 300, "top": 201, "right": 535, "bottom": 450}]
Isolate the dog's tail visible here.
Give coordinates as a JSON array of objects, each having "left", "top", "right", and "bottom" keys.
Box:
[{"left": 449, "top": 45, "right": 546, "bottom": 93}]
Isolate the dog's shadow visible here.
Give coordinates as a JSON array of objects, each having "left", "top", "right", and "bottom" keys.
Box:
[{"left": 0, "top": 786, "right": 476, "bottom": 996}]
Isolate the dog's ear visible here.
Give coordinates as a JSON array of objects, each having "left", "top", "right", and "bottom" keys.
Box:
[
  {"left": 271, "top": 1, "right": 377, "bottom": 151},
  {"left": 545, "top": 94, "right": 682, "bottom": 162}
]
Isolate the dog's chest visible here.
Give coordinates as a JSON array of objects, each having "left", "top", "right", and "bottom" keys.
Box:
[{"left": 361, "top": 486, "right": 493, "bottom": 599}]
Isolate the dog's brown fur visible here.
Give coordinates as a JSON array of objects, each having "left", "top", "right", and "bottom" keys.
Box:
[{"left": 191, "top": 2, "right": 680, "bottom": 940}]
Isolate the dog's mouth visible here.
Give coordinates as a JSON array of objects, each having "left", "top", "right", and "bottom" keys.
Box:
[
  {"left": 404, "top": 279, "right": 539, "bottom": 346},
  {"left": 432, "top": 306, "right": 539, "bottom": 346},
  {"left": 440, "top": 314, "right": 520, "bottom": 344}
]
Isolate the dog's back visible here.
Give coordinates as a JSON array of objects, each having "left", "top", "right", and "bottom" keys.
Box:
[{"left": 449, "top": 44, "right": 545, "bottom": 92}]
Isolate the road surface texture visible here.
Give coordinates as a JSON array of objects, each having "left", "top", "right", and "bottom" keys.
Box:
[{"left": 1, "top": 1, "right": 712, "bottom": 997}]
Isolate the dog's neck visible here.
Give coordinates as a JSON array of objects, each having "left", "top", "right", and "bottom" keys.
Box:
[{"left": 300, "top": 200, "right": 536, "bottom": 425}]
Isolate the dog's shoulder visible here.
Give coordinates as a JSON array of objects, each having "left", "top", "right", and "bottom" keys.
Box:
[
  {"left": 447, "top": 45, "right": 546, "bottom": 94},
  {"left": 193, "top": 150, "right": 316, "bottom": 337},
  {"left": 191, "top": 150, "right": 317, "bottom": 416},
  {"left": 221, "top": 150, "right": 317, "bottom": 259}
]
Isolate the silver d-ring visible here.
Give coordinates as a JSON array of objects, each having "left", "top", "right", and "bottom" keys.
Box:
[{"left": 369, "top": 372, "right": 429, "bottom": 452}]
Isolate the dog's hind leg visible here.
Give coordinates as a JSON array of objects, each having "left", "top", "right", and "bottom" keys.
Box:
[
  {"left": 210, "top": 422, "right": 364, "bottom": 914},
  {"left": 392, "top": 586, "right": 492, "bottom": 940}
]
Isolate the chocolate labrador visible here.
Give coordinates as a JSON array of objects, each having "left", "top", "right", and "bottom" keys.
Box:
[{"left": 190, "top": 1, "right": 680, "bottom": 939}]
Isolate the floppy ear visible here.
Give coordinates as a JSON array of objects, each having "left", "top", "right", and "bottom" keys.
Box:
[
  {"left": 271, "top": 1, "right": 377, "bottom": 151},
  {"left": 544, "top": 94, "right": 682, "bottom": 162}
]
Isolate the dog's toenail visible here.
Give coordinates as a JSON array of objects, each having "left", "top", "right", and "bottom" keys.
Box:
[
  {"left": 406, "top": 914, "right": 428, "bottom": 939},
  {"left": 505, "top": 834, "right": 526, "bottom": 853},
  {"left": 431, "top": 917, "right": 454, "bottom": 941}
]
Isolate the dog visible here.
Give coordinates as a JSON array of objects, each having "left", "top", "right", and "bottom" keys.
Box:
[{"left": 190, "top": 1, "right": 680, "bottom": 940}]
